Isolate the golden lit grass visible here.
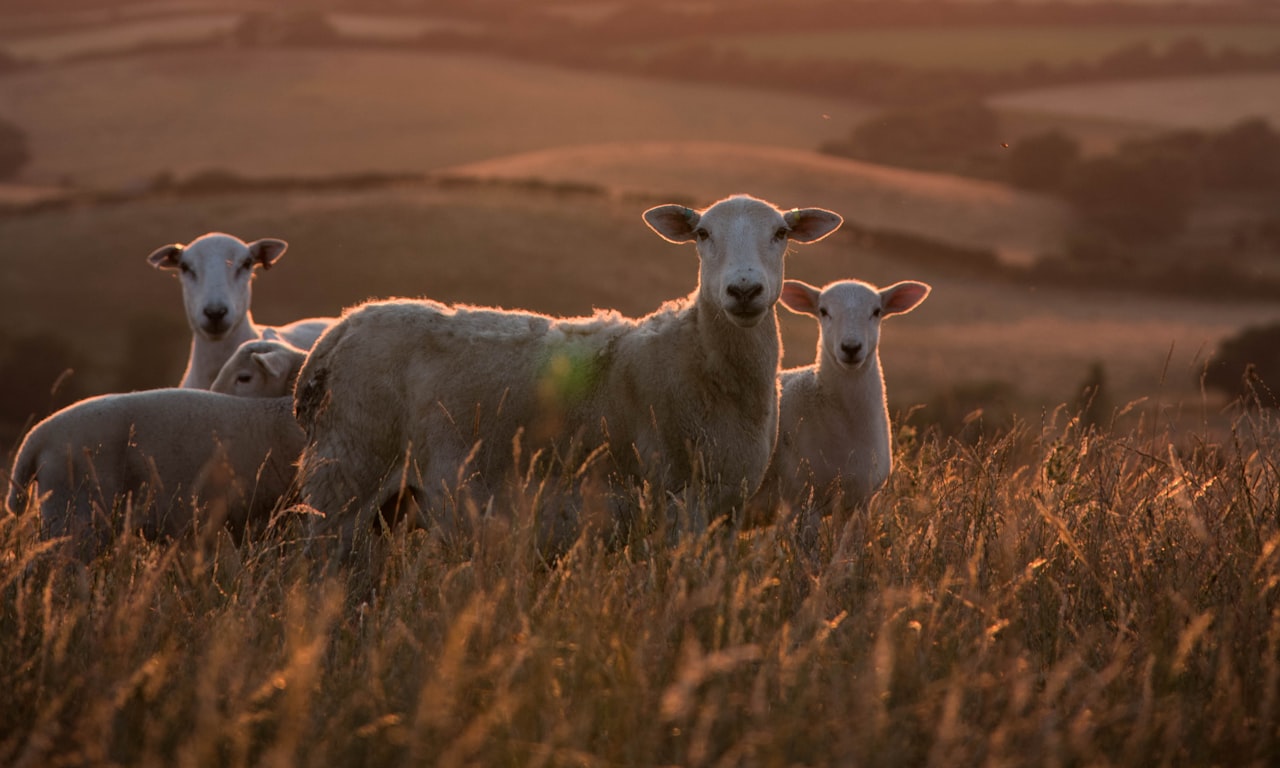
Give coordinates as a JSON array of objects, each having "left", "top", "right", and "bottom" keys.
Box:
[
  {"left": 0, "top": 49, "right": 863, "bottom": 189},
  {"left": 2, "top": 404, "right": 1278, "bottom": 765}
]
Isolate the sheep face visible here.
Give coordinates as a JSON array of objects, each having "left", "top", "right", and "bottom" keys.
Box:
[
  {"left": 148, "top": 232, "right": 287, "bottom": 341},
  {"left": 782, "top": 279, "right": 931, "bottom": 370},
  {"left": 643, "top": 195, "right": 842, "bottom": 328},
  {"left": 211, "top": 339, "right": 306, "bottom": 397}
]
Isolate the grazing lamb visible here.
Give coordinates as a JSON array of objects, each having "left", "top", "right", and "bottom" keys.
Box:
[
  {"left": 148, "top": 232, "right": 334, "bottom": 389},
  {"left": 211, "top": 338, "right": 308, "bottom": 398},
  {"left": 6, "top": 390, "right": 305, "bottom": 560},
  {"left": 294, "top": 194, "right": 843, "bottom": 554},
  {"left": 748, "top": 278, "right": 931, "bottom": 534}
]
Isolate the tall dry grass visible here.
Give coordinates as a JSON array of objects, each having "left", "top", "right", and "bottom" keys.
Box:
[{"left": 2, "top": 400, "right": 1278, "bottom": 766}]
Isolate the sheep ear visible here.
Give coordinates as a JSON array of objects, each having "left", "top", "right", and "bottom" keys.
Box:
[
  {"left": 779, "top": 280, "right": 822, "bottom": 316},
  {"left": 147, "top": 243, "right": 184, "bottom": 269},
  {"left": 783, "top": 208, "right": 843, "bottom": 243},
  {"left": 643, "top": 205, "right": 700, "bottom": 244},
  {"left": 248, "top": 238, "right": 288, "bottom": 270},
  {"left": 253, "top": 350, "right": 292, "bottom": 380},
  {"left": 881, "top": 281, "right": 931, "bottom": 317}
]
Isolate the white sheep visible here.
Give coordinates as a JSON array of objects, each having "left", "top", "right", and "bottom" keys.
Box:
[
  {"left": 210, "top": 338, "right": 308, "bottom": 397},
  {"left": 748, "top": 278, "right": 931, "bottom": 535},
  {"left": 293, "top": 194, "right": 843, "bottom": 553},
  {"left": 148, "top": 232, "right": 335, "bottom": 389},
  {"left": 5, "top": 390, "right": 305, "bottom": 560}
]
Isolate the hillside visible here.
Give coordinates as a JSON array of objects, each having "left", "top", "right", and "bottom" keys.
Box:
[{"left": 442, "top": 141, "right": 1071, "bottom": 266}]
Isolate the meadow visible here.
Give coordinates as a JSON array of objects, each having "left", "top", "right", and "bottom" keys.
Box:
[{"left": 2, "top": 395, "right": 1278, "bottom": 765}]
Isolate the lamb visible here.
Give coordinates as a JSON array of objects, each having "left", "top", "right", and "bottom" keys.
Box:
[
  {"left": 210, "top": 338, "right": 308, "bottom": 397},
  {"left": 5, "top": 390, "right": 306, "bottom": 560},
  {"left": 293, "top": 194, "right": 843, "bottom": 554},
  {"left": 748, "top": 278, "right": 930, "bottom": 535},
  {"left": 148, "top": 232, "right": 335, "bottom": 389}
]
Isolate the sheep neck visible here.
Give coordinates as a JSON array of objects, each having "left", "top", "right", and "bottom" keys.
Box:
[
  {"left": 183, "top": 312, "right": 263, "bottom": 389},
  {"left": 816, "top": 344, "right": 888, "bottom": 424},
  {"left": 692, "top": 291, "right": 782, "bottom": 398}
]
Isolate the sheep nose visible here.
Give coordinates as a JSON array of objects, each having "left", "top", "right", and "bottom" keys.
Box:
[
  {"left": 204, "top": 305, "right": 229, "bottom": 322},
  {"left": 727, "top": 283, "right": 764, "bottom": 304},
  {"left": 841, "top": 342, "right": 863, "bottom": 359}
]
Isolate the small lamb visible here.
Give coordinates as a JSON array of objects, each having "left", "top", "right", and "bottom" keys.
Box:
[
  {"left": 748, "top": 278, "right": 930, "bottom": 532},
  {"left": 293, "top": 194, "right": 843, "bottom": 554},
  {"left": 6, "top": 390, "right": 305, "bottom": 560},
  {"left": 148, "top": 232, "right": 334, "bottom": 389},
  {"left": 210, "top": 338, "right": 308, "bottom": 398}
]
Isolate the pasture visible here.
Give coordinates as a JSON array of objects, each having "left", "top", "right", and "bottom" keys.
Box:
[
  {"left": 0, "top": 49, "right": 865, "bottom": 190},
  {"left": 624, "top": 22, "right": 1280, "bottom": 73}
]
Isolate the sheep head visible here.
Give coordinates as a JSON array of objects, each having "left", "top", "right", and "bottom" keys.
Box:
[{"left": 643, "top": 195, "right": 842, "bottom": 328}]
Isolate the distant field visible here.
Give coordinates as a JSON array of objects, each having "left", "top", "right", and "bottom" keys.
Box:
[
  {"left": 442, "top": 140, "right": 1071, "bottom": 266},
  {"left": 0, "top": 13, "right": 241, "bottom": 62},
  {"left": 0, "top": 49, "right": 865, "bottom": 189},
  {"left": 1, "top": 183, "right": 1272, "bottom": 445},
  {"left": 991, "top": 72, "right": 1280, "bottom": 130},
  {"left": 626, "top": 23, "right": 1280, "bottom": 72}
]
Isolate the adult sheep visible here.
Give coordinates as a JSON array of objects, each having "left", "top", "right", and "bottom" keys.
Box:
[
  {"left": 747, "top": 278, "right": 930, "bottom": 541},
  {"left": 294, "top": 194, "right": 843, "bottom": 554},
  {"left": 211, "top": 338, "right": 308, "bottom": 398},
  {"left": 6, "top": 390, "right": 305, "bottom": 560},
  {"left": 148, "top": 232, "right": 335, "bottom": 389}
]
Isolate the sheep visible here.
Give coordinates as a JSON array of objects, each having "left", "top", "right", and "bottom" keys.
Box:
[
  {"left": 293, "top": 194, "right": 843, "bottom": 554},
  {"left": 747, "top": 277, "right": 931, "bottom": 539},
  {"left": 148, "top": 232, "right": 335, "bottom": 389},
  {"left": 5, "top": 390, "right": 305, "bottom": 560},
  {"left": 210, "top": 338, "right": 308, "bottom": 398}
]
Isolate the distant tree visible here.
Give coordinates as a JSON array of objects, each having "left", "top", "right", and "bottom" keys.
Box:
[
  {"left": 1202, "top": 118, "right": 1280, "bottom": 191},
  {"left": 1063, "top": 144, "right": 1198, "bottom": 244},
  {"left": 1006, "top": 131, "right": 1080, "bottom": 192},
  {"left": 0, "top": 116, "right": 30, "bottom": 180},
  {"left": 823, "top": 98, "right": 999, "bottom": 169}
]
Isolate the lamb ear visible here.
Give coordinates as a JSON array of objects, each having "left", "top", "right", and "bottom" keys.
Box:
[
  {"left": 643, "top": 205, "right": 700, "bottom": 244},
  {"left": 779, "top": 280, "right": 822, "bottom": 316},
  {"left": 881, "top": 281, "right": 931, "bottom": 317},
  {"left": 248, "top": 238, "right": 288, "bottom": 270},
  {"left": 253, "top": 350, "right": 292, "bottom": 380},
  {"left": 783, "top": 208, "right": 843, "bottom": 243},
  {"left": 147, "top": 243, "right": 184, "bottom": 269}
]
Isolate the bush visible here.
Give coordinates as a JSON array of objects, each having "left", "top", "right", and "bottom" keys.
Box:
[
  {"left": 822, "top": 98, "right": 999, "bottom": 170},
  {"left": 1203, "top": 322, "right": 1280, "bottom": 405}
]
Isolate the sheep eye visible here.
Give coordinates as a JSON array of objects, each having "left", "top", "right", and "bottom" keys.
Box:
[
  {"left": 236, "top": 372, "right": 253, "bottom": 383},
  {"left": 695, "top": 228, "right": 710, "bottom": 242},
  {"left": 237, "top": 258, "right": 253, "bottom": 273},
  {"left": 178, "top": 262, "right": 194, "bottom": 276},
  {"left": 872, "top": 307, "right": 882, "bottom": 319},
  {"left": 818, "top": 307, "right": 829, "bottom": 318},
  {"left": 773, "top": 227, "right": 789, "bottom": 241}
]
